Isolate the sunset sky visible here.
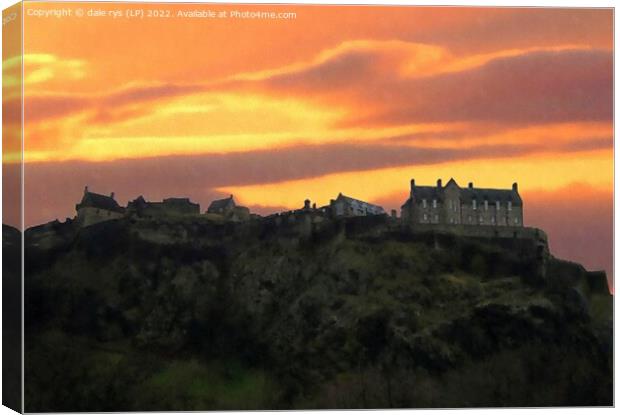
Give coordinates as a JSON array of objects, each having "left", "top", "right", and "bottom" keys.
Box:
[{"left": 2, "top": 3, "right": 613, "bottom": 285}]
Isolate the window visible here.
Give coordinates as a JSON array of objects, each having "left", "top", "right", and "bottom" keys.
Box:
[
  {"left": 473, "top": 200, "right": 477, "bottom": 210},
  {"left": 514, "top": 217, "right": 519, "bottom": 225},
  {"left": 491, "top": 216, "right": 495, "bottom": 224},
  {"left": 448, "top": 200, "right": 452, "bottom": 209},
  {"left": 496, "top": 201, "right": 500, "bottom": 210},
  {"left": 468, "top": 216, "right": 472, "bottom": 223},
  {"left": 422, "top": 199, "right": 427, "bottom": 208},
  {"left": 432, "top": 199, "right": 437, "bottom": 208},
  {"left": 435, "top": 214, "right": 439, "bottom": 222},
  {"left": 484, "top": 200, "right": 488, "bottom": 211},
  {"left": 423, "top": 213, "right": 428, "bottom": 221},
  {"left": 508, "top": 201, "right": 512, "bottom": 211}
]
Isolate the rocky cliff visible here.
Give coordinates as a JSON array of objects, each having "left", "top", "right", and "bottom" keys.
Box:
[{"left": 12, "top": 214, "right": 613, "bottom": 410}]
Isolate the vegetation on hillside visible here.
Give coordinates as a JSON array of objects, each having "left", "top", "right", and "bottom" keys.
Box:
[{"left": 12, "top": 216, "right": 612, "bottom": 410}]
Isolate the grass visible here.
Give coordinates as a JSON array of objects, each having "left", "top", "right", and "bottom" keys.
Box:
[{"left": 137, "top": 358, "right": 279, "bottom": 410}]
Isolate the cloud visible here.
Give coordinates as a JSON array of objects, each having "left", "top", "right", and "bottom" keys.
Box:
[
  {"left": 18, "top": 41, "right": 612, "bottom": 132},
  {"left": 412, "top": 8, "right": 612, "bottom": 55},
  {"left": 2, "top": 54, "right": 86, "bottom": 90},
  {"left": 247, "top": 45, "right": 612, "bottom": 126},
  {"left": 96, "top": 42, "right": 600, "bottom": 132},
  {"left": 18, "top": 83, "right": 208, "bottom": 124},
  {"left": 22, "top": 134, "right": 610, "bottom": 226}
]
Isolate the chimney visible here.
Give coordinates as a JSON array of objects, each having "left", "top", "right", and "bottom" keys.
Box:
[
  {"left": 304, "top": 199, "right": 311, "bottom": 209},
  {"left": 468, "top": 182, "right": 473, "bottom": 189},
  {"left": 84, "top": 185, "right": 89, "bottom": 194},
  {"left": 410, "top": 179, "right": 416, "bottom": 198},
  {"left": 512, "top": 182, "right": 518, "bottom": 192},
  {"left": 110, "top": 192, "right": 115, "bottom": 199},
  {"left": 437, "top": 179, "right": 442, "bottom": 188},
  {"left": 391, "top": 209, "right": 397, "bottom": 218},
  {"left": 312, "top": 203, "right": 317, "bottom": 210}
]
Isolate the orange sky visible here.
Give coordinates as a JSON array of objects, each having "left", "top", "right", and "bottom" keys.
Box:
[{"left": 1, "top": 2, "right": 614, "bottom": 284}]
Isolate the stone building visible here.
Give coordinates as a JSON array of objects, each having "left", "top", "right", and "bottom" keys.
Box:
[
  {"left": 401, "top": 178, "right": 523, "bottom": 227},
  {"left": 127, "top": 196, "right": 200, "bottom": 218},
  {"left": 207, "top": 195, "right": 250, "bottom": 222},
  {"left": 75, "top": 187, "right": 125, "bottom": 227},
  {"left": 330, "top": 193, "right": 385, "bottom": 217},
  {"left": 207, "top": 195, "right": 236, "bottom": 215}
]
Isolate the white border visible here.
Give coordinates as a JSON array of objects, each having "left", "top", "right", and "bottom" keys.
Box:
[{"left": 0, "top": 1, "right": 616, "bottom": 415}]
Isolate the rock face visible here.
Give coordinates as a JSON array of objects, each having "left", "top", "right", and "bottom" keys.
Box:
[{"left": 18, "top": 215, "right": 612, "bottom": 411}]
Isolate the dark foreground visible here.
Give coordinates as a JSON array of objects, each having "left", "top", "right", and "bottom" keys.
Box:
[{"left": 11, "top": 215, "right": 613, "bottom": 410}]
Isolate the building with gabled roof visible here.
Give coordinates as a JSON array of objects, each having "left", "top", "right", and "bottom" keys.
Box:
[
  {"left": 401, "top": 178, "right": 523, "bottom": 227},
  {"left": 206, "top": 195, "right": 251, "bottom": 222},
  {"left": 207, "top": 195, "right": 236, "bottom": 215},
  {"left": 75, "top": 186, "right": 125, "bottom": 227},
  {"left": 330, "top": 193, "right": 385, "bottom": 217}
]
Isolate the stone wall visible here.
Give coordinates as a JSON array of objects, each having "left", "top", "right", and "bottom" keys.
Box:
[
  {"left": 406, "top": 199, "right": 523, "bottom": 227},
  {"left": 77, "top": 207, "right": 124, "bottom": 227},
  {"left": 460, "top": 203, "right": 523, "bottom": 226},
  {"left": 133, "top": 202, "right": 200, "bottom": 218}
]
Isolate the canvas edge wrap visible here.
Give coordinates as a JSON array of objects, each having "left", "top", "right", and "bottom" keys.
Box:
[{"left": 2, "top": 1, "right": 23, "bottom": 413}]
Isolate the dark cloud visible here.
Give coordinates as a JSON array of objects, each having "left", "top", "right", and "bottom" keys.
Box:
[
  {"left": 18, "top": 46, "right": 612, "bottom": 131},
  {"left": 20, "top": 83, "right": 207, "bottom": 124},
  {"left": 20, "top": 95, "right": 88, "bottom": 123},
  {"left": 23, "top": 135, "right": 609, "bottom": 227},
  {"left": 411, "top": 8, "right": 613, "bottom": 55},
  {"left": 257, "top": 48, "right": 612, "bottom": 126},
  {"left": 102, "top": 83, "right": 204, "bottom": 107},
  {"left": 555, "top": 136, "right": 613, "bottom": 153}
]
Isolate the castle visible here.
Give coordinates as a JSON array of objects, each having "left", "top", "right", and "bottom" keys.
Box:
[
  {"left": 74, "top": 179, "right": 524, "bottom": 228},
  {"left": 207, "top": 195, "right": 251, "bottom": 222},
  {"left": 75, "top": 187, "right": 253, "bottom": 227},
  {"left": 75, "top": 187, "right": 125, "bottom": 227},
  {"left": 401, "top": 178, "right": 523, "bottom": 227}
]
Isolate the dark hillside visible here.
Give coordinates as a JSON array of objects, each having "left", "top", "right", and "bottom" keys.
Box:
[
  {"left": 21, "top": 216, "right": 612, "bottom": 410},
  {"left": 3, "top": 224, "right": 22, "bottom": 412}
]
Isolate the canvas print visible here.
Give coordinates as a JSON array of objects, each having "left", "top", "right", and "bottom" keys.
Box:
[{"left": 2, "top": 1, "right": 614, "bottom": 411}]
